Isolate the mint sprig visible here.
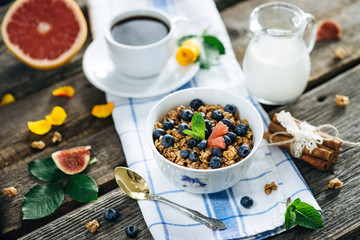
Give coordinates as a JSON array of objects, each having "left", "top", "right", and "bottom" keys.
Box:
[
  {"left": 285, "top": 198, "right": 324, "bottom": 230},
  {"left": 183, "top": 112, "right": 206, "bottom": 140}
]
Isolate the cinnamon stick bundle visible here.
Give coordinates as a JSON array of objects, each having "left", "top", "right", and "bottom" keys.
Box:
[{"left": 264, "top": 113, "right": 342, "bottom": 171}]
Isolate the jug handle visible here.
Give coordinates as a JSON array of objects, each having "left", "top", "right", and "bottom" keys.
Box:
[{"left": 305, "top": 13, "right": 317, "bottom": 53}]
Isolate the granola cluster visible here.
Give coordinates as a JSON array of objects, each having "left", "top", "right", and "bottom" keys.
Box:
[{"left": 153, "top": 103, "right": 254, "bottom": 169}]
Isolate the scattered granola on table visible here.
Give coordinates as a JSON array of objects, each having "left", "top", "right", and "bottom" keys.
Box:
[
  {"left": 152, "top": 99, "right": 254, "bottom": 169},
  {"left": 335, "top": 94, "right": 350, "bottom": 106},
  {"left": 31, "top": 140, "right": 46, "bottom": 149},
  {"left": 52, "top": 131, "right": 62, "bottom": 143},
  {"left": 86, "top": 219, "right": 99, "bottom": 233},
  {"left": 328, "top": 177, "right": 343, "bottom": 189},
  {"left": 2, "top": 187, "right": 17, "bottom": 197},
  {"left": 264, "top": 182, "right": 278, "bottom": 195},
  {"left": 334, "top": 47, "right": 346, "bottom": 60}
]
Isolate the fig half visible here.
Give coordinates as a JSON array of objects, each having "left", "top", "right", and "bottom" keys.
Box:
[{"left": 52, "top": 146, "right": 91, "bottom": 175}]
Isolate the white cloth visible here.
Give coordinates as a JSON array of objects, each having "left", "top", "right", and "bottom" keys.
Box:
[{"left": 86, "top": 0, "right": 321, "bottom": 239}]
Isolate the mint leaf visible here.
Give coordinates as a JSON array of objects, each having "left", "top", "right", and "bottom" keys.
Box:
[
  {"left": 292, "top": 198, "right": 301, "bottom": 207},
  {"left": 22, "top": 183, "right": 64, "bottom": 220},
  {"left": 28, "top": 158, "right": 66, "bottom": 182},
  {"left": 183, "top": 129, "right": 202, "bottom": 140},
  {"left": 65, "top": 174, "right": 98, "bottom": 203},
  {"left": 285, "top": 205, "right": 296, "bottom": 230},
  {"left": 294, "top": 202, "right": 324, "bottom": 229},
  {"left": 199, "top": 42, "right": 220, "bottom": 69},
  {"left": 177, "top": 35, "right": 197, "bottom": 46},
  {"left": 192, "top": 113, "right": 206, "bottom": 139},
  {"left": 204, "top": 36, "right": 225, "bottom": 55}
]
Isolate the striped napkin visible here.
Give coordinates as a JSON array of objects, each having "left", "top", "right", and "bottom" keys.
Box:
[{"left": 86, "top": 0, "right": 321, "bottom": 239}]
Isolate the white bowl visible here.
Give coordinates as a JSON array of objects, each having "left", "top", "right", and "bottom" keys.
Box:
[{"left": 146, "top": 88, "right": 263, "bottom": 194}]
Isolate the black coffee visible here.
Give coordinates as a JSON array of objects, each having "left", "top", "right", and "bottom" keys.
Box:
[{"left": 111, "top": 16, "right": 170, "bottom": 46}]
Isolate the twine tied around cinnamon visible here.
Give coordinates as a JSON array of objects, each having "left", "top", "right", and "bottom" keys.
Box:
[{"left": 267, "top": 110, "right": 360, "bottom": 158}]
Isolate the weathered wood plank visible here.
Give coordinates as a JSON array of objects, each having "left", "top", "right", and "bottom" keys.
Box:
[
  {"left": 19, "top": 189, "right": 152, "bottom": 240},
  {"left": 267, "top": 65, "right": 360, "bottom": 239},
  {"left": 221, "top": 0, "right": 360, "bottom": 88}
]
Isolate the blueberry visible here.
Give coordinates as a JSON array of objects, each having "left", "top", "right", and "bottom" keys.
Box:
[
  {"left": 234, "top": 123, "right": 248, "bottom": 136},
  {"left": 197, "top": 140, "right": 207, "bottom": 150},
  {"left": 209, "top": 126, "right": 215, "bottom": 134},
  {"left": 189, "top": 151, "right": 199, "bottom": 162},
  {"left": 212, "top": 110, "right": 223, "bottom": 121},
  {"left": 152, "top": 128, "right": 165, "bottom": 140},
  {"left": 205, "top": 129, "right": 210, "bottom": 139},
  {"left": 178, "top": 123, "right": 190, "bottom": 135},
  {"left": 190, "top": 98, "right": 204, "bottom": 111},
  {"left": 161, "top": 134, "right": 174, "bottom": 148},
  {"left": 188, "top": 138, "right": 198, "bottom": 149},
  {"left": 163, "top": 119, "right": 175, "bottom": 130},
  {"left": 221, "top": 118, "right": 232, "bottom": 129},
  {"left": 227, "top": 132, "right": 237, "bottom": 142},
  {"left": 204, "top": 119, "right": 212, "bottom": 130},
  {"left": 181, "top": 109, "right": 194, "bottom": 122},
  {"left": 223, "top": 135, "right": 232, "bottom": 146},
  {"left": 180, "top": 150, "right": 190, "bottom": 159},
  {"left": 240, "top": 196, "right": 253, "bottom": 209},
  {"left": 212, "top": 147, "right": 222, "bottom": 157},
  {"left": 210, "top": 157, "right": 222, "bottom": 169},
  {"left": 224, "top": 104, "right": 237, "bottom": 115},
  {"left": 238, "top": 145, "right": 251, "bottom": 158},
  {"left": 199, "top": 112, "right": 206, "bottom": 118},
  {"left": 104, "top": 208, "right": 119, "bottom": 221},
  {"left": 125, "top": 225, "right": 139, "bottom": 238}
]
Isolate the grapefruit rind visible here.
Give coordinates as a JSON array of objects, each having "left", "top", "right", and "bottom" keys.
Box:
[
  {"left": 1, "top": 0, "right": 87, "bottom": 70},
  {"left": 52, "top": 146, "right": 91, "bottom": 175}
]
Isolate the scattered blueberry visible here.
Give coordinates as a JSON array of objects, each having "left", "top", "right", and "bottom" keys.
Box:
[
  {"left": 125, "top": 225, "right": 139, "bottom": 238},
  {"left": 204, "top": 119, "right": 212, "bottom": 130},
  {"left": 161, "top": 134, "right": 174, "bottom": 148},
  {"left": 212, "top": 110, "right": 223, "bottom": 121},
  {"left": 178, "top": 123, "right": 190, "bottom": 135},
  {"left": 188, "top": 138, "right": 198, "bottom": 148},
  {"left": 189, "top": 151, "right": 199, "bottom": 162},
  {"left": 227, "top": 132, "right": 237, "bottom": 142},
  {"left": 209, "top": 126, "right": 215, "bottom": 135},
  {"left": 223, "top": 135, "right": 232, "bottom": 146},
  {"left": 180, "top": 149, "right": 190, "bottom": 159},
  {"left": 152, "top": 128, "right": 165, "bottom": 140},
  {"left": 181, "top": 109, "right": 194, "bottom": 122},
  {"left": 104, "top": 208, "right": 119, "bottom": 221},
  {"left": 240, "top": 196, "right": 253, "bottom": 209},
  {"left": 238, "top": 145, "right": 251, "bottom": 158},
  {"left": 221, "top": 118, "right": 232, "bottom": 129},
  {"left": 210, "top": 157, "right": 222, "bottom": 169},
  {"left": 197, "top": 140, "right": 207, "bottom": 150},
  {"left": 190, "top": 98, "right": 204, "bottom": 111},
  {"left": 199, "top": 112, "right": 206, "bottom": 118},
  {"left": 224, "top": 104, "right": 237, "bottom": 115},
  {"left": 212, "top": 147, "right": 222, "bottom": 157},
  {"left": 205, "top": 129, "right": 210, "bottom": 138},
  {"left": 234, "top": 123, "right": 248, "bottom": 136},
  {"left": 163, "top": 119, "right": 175, "bottom": 130}
]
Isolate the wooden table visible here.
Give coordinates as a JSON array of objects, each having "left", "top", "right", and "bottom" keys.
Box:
[{"left": 1, "top": 0, "right": 360, "bottom": 239}]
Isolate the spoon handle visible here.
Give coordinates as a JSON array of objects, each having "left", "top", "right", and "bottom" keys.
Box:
[{"left": 150, "top": 194, "right": 226, "bottom": 230}]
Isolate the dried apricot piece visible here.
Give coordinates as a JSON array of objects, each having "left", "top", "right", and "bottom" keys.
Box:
[
  {"left": 52, "top": 86, "right": 75, "bottom": 98},
  {"left": 0, "top": 93, "right": 15, "bottom": 106},
  {"left": 28, "top": 119, "right": 52, "bottom": 135},
  {"left": 45, "top": 106, "right": 67, "bottom": 125},
  {"left": 91, "top": 102, "right": 114, "bottom": 118}
]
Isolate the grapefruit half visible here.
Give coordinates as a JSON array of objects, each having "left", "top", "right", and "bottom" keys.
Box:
[{"left": 1, "top": 0, "right": 87, "bottom": 70}]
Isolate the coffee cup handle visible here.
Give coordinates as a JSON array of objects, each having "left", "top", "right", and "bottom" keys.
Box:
[{"left": 172, "top": 16, "right": 189, "bottom": 39}]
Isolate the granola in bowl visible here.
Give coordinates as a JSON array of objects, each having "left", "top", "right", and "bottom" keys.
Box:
[{"left": 152, "top": 100, "right": 254, "bottom": 169}]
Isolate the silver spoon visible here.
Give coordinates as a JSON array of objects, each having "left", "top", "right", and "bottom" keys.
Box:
[{"left": 114, "top": 167, "right": 226, "bottom": 230}]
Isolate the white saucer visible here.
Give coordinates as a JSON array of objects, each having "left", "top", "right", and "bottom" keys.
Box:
[{"left": 82, "top": 38, "right": 200, "bottom": 98}]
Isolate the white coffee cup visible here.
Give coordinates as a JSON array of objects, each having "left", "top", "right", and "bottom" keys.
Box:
[{"left": 104, "top": 8, "right": 188, "bottom": 79}]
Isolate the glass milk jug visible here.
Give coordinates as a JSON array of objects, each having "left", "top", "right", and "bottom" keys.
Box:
[{"left": 243, "top": 2, "right": 316, "bottom": 105}]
